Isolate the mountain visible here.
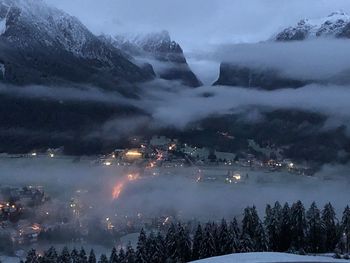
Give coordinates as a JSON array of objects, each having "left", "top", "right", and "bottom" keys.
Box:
[
  {"left": 275, "top": 11, "right": 350, "bottom": 41},
  {"left": 214, "top": 12, "right": 350, "bottom": 89},
  {"left": 0, "top": 0, "right": 153, "bottom": 95},
  {"left": 0, "top": 0, "right": 155, "bottom": 154},
  {"left": 104, "top": 31, "right": 202, "bottom": 87},
  {"left": 213, "top": 63, "right": 307, "bottom": 90}
]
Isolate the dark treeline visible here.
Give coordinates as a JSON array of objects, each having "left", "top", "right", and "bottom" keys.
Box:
[{"left": 22, "top": 201, "right": 350, "bottom": 263}]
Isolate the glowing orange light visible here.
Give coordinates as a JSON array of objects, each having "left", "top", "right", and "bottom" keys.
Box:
[
  {"left": 146, "top": 161, "right": 156, "bottom": 169},
  {"left": 127, "top": 173, "right": 140, "bottom": 181},
  {"left": 31, "top": 224, "right": 41, "bottom": 231},
  {"left": 112, "top": 182, "right": 124, "bottom": 200},
  {"left": 112, "top": 173, "right": 141, "bottom": 200}
]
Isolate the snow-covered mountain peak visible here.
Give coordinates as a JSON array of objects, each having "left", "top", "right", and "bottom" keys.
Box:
[
  {"left": 276, "top": 11, "right": 350, "bottom": 41},
  {"left": 113, "top": 30, "right": 182, "bottom": 55},
  {"left": 0, "top": 0, "right": 94, "bottom": 57},
  {"left": 307, "top": 11, "right": 349, "bottom": 24}
]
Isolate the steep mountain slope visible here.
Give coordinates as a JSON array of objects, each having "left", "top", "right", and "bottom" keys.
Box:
[
  {"left": 275, "top": 11, "right": 350, "bottom": 41},
  {"left": 0, "top": 0, "right": 154, "bottom": 154},
  {"left": 213, "top": 63, "right": 307, "bottom": 90},
  {"left": 0, "top": 0, "right": 153, "bottom": 95},
  {"left": 104, "top": 31, "right": 202, "bottom": 87}
]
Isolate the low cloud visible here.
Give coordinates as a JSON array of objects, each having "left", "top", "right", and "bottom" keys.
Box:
[
  {"left": 211, "top": 39, "right": 350, "bottom": 81},
  {"left": 145, "top": 84, "right": 350, "bottom": 131},
  {"left": 1, "top": 158, "right": 350, "bottom": 220}
]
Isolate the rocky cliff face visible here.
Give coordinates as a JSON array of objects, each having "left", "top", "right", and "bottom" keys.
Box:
[
  {"left": 214, "top": 63, "right": 307, "bottom": 90},
  {"left": 106, "top": 31, "right": 202, "bottom": 87},
  {"left": 0, "top": 0, "right": 153, "bottom": 95}
]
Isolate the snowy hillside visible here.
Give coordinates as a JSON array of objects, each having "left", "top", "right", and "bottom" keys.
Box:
[
  {"left": 0, "top": 0, "right": 126, "bottom": 61},
  {"left": 0, "top": 0, "right": 154, "bottom": 90},
  {"left": 276, "top": 11, "right": 350, "bottom": 41},
  {"left": 191, "top": 252, "right": 348, "bottom": 263}
]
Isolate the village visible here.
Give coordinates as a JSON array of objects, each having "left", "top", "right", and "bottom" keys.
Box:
[
  {"left": 96, "top": 135, "right": 316, "bottom": 177},
  {"left": 0, "top": 135, "right": 317, "bottom": 256}
]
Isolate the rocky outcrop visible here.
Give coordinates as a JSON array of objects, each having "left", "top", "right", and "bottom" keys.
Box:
[
  {"left": 106, "top": 31, "right": 202, "bottom": 87},
  {"left": 214, "top": 63, "right": 307, "bottom": 90}
]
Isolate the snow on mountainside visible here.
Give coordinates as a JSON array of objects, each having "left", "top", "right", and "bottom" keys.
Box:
[
  {"left": 0, "top": 0, "right": 123, "bottom": 61},
  {"left": 214, "top": 11, "right": 350, "bottom": 89},
  {"left": 103, "top": 31, "right": 202, "bottom": 87},
  {"left": 276, "top": 11, "right": 350, "bottom": 41},
  {"left": 0, "top": 0, "right": 153, "bottom": 91},
  {"left": 191, "top": 252, "right": 348, "bottom": 263},
  {"left": 110, "top": 31, "right": 185, "bottom": 63}
]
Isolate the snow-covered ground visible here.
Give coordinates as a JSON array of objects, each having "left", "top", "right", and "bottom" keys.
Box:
[
  {"left": 0, "top": 256, "right": 19, "bottom": 263},
  {"left": 191, "top": 252, "right": 348, "bottom": 263}
]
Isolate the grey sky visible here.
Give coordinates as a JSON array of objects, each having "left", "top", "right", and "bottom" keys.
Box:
[{"left": 45, "top": 0, "right": 350, "bottom": 51}]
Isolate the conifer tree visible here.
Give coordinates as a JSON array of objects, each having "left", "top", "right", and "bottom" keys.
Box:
[
  {"left": 321, "top": 203, "right": 338, "bottom": 252},
  {"left": 192, "top": 224, "right": 204, "bottom": 260},
  {"left": 175, "top": 223, "right": 192, "bottom": 262},
  {"left": 164, "top": 223, "right": 177, "bottom": 262},
  {"left": 125, "top": 242, "right": 136, "bottom": 263},
  {"left": 229, "top": 218, "right": 241, "bottom": 253},
  {"left": 266, "top": 202, "right": 282, "bottom": 251},
  {"left": 341, "top": 205, "right": 350, "bottom": 254},
  {"left": 25, "top": 249, "right": 39, "bottom": 263},
  {"left": 239, "top": 234, "right": 254, "bottom": 253},
  {"left": 88, "top": 250, "right": 96, "bottom": 263},
  {"left": 136, "top": 229, "right": 148, "bottom": 263},
  {"left": 279, "top": 202, "right": 292, "bottom": 251},
  {"left": 200, "top": 223, "right": 216, "bottom": 259},
  {"left": 218, "top": 219, "right": 232, "bottom": 255},
  {"left": 109, "top": 247, "right": 119, "bottom": 263},
  {"left": 242, "top": 207, "right": 259, "bottom": 239},
  {"left": 41, "top": 247, "right": 58, "bottom": 263},
  {"left": 71, "top": 249, "right": 80, "bottom": 263},
  {"left": 306, "top": 202, "right": 323, "bottom": 253},
  {"left": 255, "top": 221, "right": 269, "bottom": 251},
  {"left": 79, "top": 248, "right": 88, "bottom": 263},
  {"left": 290, "top": 201, "right": 307, "bottom": 250},
  {"left": 58, "top": 247, "right": 71, "bottom": 263},
  {"left": 152, "top": 232, "right": 166, "bottom": 263},
  {"left": 242, "top": 206, "right": 266, "bottom": 251},
  {"left": 98, "top": 254, "right": 108, "bottom": 263},
  {"left": 119, "top": 248, "right": 126, "bottom": 263}
]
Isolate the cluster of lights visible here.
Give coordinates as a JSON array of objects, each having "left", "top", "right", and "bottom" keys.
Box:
[
  {"left": 104, "top": 161, "right": 112, "bottom": 166},
  {"left": 0, "top": 203, "right": 15, "bottom": 209},
  {"left": 125, "top": 151, "right": 142, "bottom": 157},
  {"left": 226, "top": 173, "right": 242, "bottom": 184}
]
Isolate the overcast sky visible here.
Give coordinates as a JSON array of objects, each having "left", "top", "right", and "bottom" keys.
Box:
[{"left": 45, "top": 0, "right": 350, "bottom": 51}]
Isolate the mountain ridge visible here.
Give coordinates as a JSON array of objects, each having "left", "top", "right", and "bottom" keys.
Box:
[
  {"left": 104, "top": 30, "right": 202, "bottom": 87},
  {"left": 214, "top": 12, "right": 350, "bottom": 89},
  {"left": 275, "top": 11, "right": 350, "bottom": 41},
  {"left": 0, "top": 0, "right": 154, "bottom": 95}
]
